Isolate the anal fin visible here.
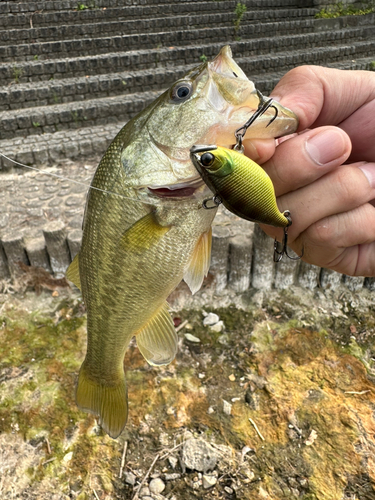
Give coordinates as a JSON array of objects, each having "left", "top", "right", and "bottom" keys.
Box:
[
  {"left": 66, "top": 253, "right": 81, "bottom": 290},
  {"left": 136, "top": 302, "right": 178, "bottom": 366},
  {"left": 184, "top": 228, "right": 212, "bottom": 294}
]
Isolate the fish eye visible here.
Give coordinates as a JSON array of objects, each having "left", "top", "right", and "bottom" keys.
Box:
[
  {"left": 200, "top": 152, "right": 215, "bottom": 167},
  {"left": 171, "top": 81, "right": 193, "bottom": 103}
]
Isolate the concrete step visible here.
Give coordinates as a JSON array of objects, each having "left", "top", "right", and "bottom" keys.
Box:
[
  {"left": 0, "top": 25, "right": 373, "bottom": 111},
  {"left": 0, "top": 3, "right": 317, "bottom": 29},
  {"left": 0, "top": 122, "right": 122, "bottom": 170},
  {"left": 0, "top": 9, "right": 319, "bottom": 47},
  {"left": 2, "top": 9, "right": 374, "bottom": 64},
  {"left": 0, "top": 67, "right": 184, "bottom": 112},
  {"left": 1, "top": 55, "right": 374, "bottom": 172},
  {"left": 0, "top": 0, "right": 303, "bottom": 16},
  {"left": 0, "top": 17, "right": 319, "bottom": 63},
  {"left": 6, "top": 11, "right": 318, "bottom": 46},
  {"left": 0, "top": 90, "right": 162, "bottom": 140}
]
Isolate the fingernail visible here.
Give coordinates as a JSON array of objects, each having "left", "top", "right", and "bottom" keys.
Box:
[
  {"left": 305, "top": 130, "right": 346, "bottom": 166},
  {"left": 359, "top": 163, "right": 375, "bottom": 189}
]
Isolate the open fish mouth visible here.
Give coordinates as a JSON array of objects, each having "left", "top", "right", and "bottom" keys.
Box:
[{"left": 148, "top": 177, "right": 204, "bottom": 198}]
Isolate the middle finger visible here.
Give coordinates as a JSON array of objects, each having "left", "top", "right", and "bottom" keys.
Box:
[
  {"left": 275, "top": 162, "right": 375, "bottom": 244},
  {"left": 262, "top": 126, "right": 351, "bottom": 197}
]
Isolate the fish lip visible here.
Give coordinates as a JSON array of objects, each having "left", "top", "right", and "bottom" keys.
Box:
[{"left": 147, "top": 177, "right": 205, "bottom": 198}]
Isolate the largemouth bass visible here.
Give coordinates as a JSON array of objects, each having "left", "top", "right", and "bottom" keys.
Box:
[
  {"left": 66, "top": 45, "right": 298, "bottom": 438},
  {"left": 190, "top": 145, "right": 291, "bottom": 227}
]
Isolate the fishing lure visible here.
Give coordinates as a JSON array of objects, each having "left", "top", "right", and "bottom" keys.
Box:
[{"left": 190, "top": 145, "right": 302, "bottom": 262}]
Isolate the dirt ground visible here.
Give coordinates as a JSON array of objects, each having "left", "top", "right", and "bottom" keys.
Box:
[{"left": 0, "top": 281, "right": 375, "bottom": 500}]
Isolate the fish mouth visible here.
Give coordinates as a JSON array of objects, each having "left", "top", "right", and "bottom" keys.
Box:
[{"left": 148, "top": 177, "right": 204, "bottom": 198}]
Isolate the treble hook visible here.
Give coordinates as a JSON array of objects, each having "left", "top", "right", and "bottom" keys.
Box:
[
  {"left": 234, "top": 90, "right": 279, "bottom": 152},
  {"left": 273, "top": 211, "right": 304, "bottom": 262}
]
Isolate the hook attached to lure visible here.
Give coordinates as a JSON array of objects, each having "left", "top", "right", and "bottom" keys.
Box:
[
  {"left": 234, "top": 90, "right": 278, "bottom": 153},
  {"left": 273, "top": 210, "right": 304, "bottom": 262}
]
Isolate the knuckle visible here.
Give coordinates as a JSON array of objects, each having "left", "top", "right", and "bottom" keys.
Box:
[
  {"left": 333, "top": 167, "right": 366, "bottom": 207},
  {"left": 309, "top": 217, "right": 336, "bottom": 246}
]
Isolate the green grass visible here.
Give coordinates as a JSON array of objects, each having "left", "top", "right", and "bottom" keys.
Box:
[
  {"left": 315, "top": 1, "right": 375, "bottom": 18},
  {"left": 234, "top": 2, "right": 247, "bottom": 33}
]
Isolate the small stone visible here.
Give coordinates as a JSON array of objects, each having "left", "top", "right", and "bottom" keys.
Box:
[
  {"left": 124, "top": 472, "right": 136, "bottom": 486},
  {"left": 182, "top": 438, "right": 218, "bottom": 472},
  {"left": 184, "top": 333, "right": 200, "bottom": 343},
  {"left": 207, "top": 406, "right": 215, "bottom": 414},
  {"left": 165, "top": 473, "right": 181, "bottom": 480},
  {"left": 224, "top": 486, "right": 234, "bottom": 494},
  {"left": 63, "top": 451, "right": 73, "bottom": 463},
  {"left": 202, "top": 474, "right": 217, "bottom": 489},
  {"left": 209, "top": 320, "right": 224, "bottom": 333},
  {"left": 138, "top": 486, "right": 150, "bottom": 497},
  {"left": 159, "top": 432, "right": 169, "bottom": 446},
  {"left": 168, "top": 456, "right": 178, "bottom": 469},
  {"left": 149, "top": 478, "right": 165, "bottom": 495},
  {"left": 223, "top": 400, "right": 232, "bottom": 415},
  {"left": 228, "top": 374, "right": 236, "bottom": 381},
  {"left": 218, "top": 334, "right": 229, "bottom": 345},
  {"left": 241, "top": 466, "right": 255, "bottom": 482},
  {"left": 198, "top": 373, "right": 205, "bottom": 379},
  {"left": 203, "top": 313, "right": 220, "bottom": 326},
  {"left": 305, "top": 429, "right": 318, "bottom": 446}
]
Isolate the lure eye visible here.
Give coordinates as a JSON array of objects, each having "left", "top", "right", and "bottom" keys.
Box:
[
  {"left": 200, "top": 152, "right": 215, "bottom": 167},
  {"left": 171, "top": 81, "right": 193, "bottom": 103}
]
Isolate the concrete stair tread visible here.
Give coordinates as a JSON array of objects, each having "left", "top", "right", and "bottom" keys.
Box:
[
  {"left": 1, "top": 21, "right": 373, "bottom": 80},
  {"left": 0, "top": 23, "right": 373, "bottom": 110},
  {"left": 0, "top": 5, "right": 318, "bottom": 29},
  {"left": 0, "top": 18, "right": 319, "bottom": 62},
  {"left": 0, "top": 0, "right": 303, "bottom": 15},
  {"left": 2, "top": 11, "right": 374, "bottom": 64}
]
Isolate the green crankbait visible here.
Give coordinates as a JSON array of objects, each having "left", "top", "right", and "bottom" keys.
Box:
[{"left": 190, "top": 145, "right": 303, "bottom": 262}]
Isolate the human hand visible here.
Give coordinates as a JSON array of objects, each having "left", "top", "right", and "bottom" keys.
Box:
[{"left": 247, "top": 66, "right": 375, "bottom": 277}]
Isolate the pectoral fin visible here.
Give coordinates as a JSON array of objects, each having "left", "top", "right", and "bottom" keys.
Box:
[
  {"left": 66, "top": 253, "right": 81, "bottom": 290},
  {"left": 121, "top": 212, "right": 170, "bottom": 252},
  {"left": 184, "top": 228, "right": 212, "bottom": 294},
  {"left": 136, "top": 302, "right": 178, "bottom": 366}
]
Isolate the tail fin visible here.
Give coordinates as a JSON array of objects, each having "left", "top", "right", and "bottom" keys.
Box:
[{"left": 76, "top": 362, "right": 128, "bottom": 439}]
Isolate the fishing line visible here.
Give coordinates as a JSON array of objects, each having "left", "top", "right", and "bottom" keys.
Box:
[{"left": 0, "top": 151, "right": 157, "bottom": 206}]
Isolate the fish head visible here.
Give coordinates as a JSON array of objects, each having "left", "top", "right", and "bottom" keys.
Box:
[{"left": 121, "top": 46, "right": 298, "bottom": 199}]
